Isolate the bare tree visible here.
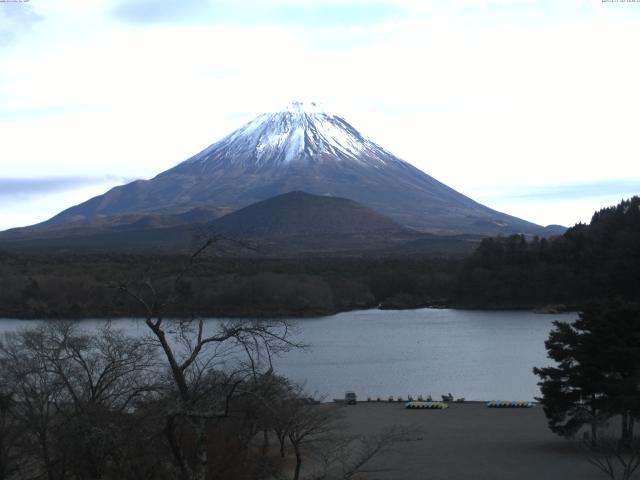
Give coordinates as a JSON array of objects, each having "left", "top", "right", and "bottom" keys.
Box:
[
  {"left": 265, "top": 377, "right": 300, "bottom": 459},
  {"left": 0, "top": 387, "right": 23, "bottom": 480},
  {"left": 285, "top": 401, "right": 343, "bottom": 480},
  {"left": 585, "top": 434, "right": 640, "bottom": 480},
  {"left": 1, "top": 329, "right": 67, "bottom": 480},
  {"left": 340, "top": 426, "right": 412, "bottom": 479},
  {"left": 0, "top": 322, "right": 160, "bottom": 480},
  {"left": 118, "top": 238, "right": 301, "bottom": 480},
  {"left": 39, "top": 322, "right": 158, "bottom": 479},
  {"left": 30, "top": 322, "right": 158, "bottom": 413},
  {"left": 306, "top": 425, "right": 415, "bottom": 480}
]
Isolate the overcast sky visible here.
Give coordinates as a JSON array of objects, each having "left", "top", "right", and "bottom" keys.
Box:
[{"left": 1, "top": 0, "right": 639, "bottom": 231}]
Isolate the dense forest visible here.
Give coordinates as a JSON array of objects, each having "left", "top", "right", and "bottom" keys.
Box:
[
  {"left": 1, "top": 197, "right": 638, "bottom": 319},
  {"left": 0, "top": 252, "right": 459, "bottom": 319},
  {"left": 456, "top": 196, "right": 640, "bottom": 309}
]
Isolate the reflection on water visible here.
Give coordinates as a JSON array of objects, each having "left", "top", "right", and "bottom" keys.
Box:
[{"left": 0, "top": 308, "right": 576, "bottom": 401}]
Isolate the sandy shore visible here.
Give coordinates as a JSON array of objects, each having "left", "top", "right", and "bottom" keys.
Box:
[{"left": 339, "top": 402, "right": 602, "bottom": 480}]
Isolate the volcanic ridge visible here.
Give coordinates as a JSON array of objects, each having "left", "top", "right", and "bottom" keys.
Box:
[{"left": 0, "top": 101, "right": 565, "bottom": 253}]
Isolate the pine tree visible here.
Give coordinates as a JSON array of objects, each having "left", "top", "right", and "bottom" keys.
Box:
[{"left": 534, "top": 300, "right": 640, "bottom": 445}]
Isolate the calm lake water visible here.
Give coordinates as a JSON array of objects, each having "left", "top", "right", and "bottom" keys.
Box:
[{"left": 0, "top": 309, "right": 576, "bottom": 401}]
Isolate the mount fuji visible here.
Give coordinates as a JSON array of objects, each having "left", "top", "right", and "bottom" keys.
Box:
[{"left": 14, "top": 101, "right": 561, "bottom": 244}]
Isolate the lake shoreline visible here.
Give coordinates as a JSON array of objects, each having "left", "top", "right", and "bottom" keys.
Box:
[
  {"left": 0, "top": 302, "right": 578, "bottom": 321},
  {"left": 1, "top": 309, "right": 574, "bottom": 401}
]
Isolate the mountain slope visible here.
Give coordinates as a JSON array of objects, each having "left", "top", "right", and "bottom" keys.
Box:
[
  {"left": 38, "top": 101, "right": 554, "bottom": 236},
  {"left": 207, "top": 191, "right": 407, "bottom": 238},
  {"left": 1, "top": 192, "right": 478, "bottom": 256},
  {"left": 0, "top": 206, "right": 228, "bottom": 242}
]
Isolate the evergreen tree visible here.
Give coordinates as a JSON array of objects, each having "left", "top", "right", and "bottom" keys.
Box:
[
  {"left": 534, "top": 300, "right": 640, "bottom": 445},
  {"left": 585, "top": 301, "right": 640, "bottom": 446},
  {"left": 534, "top": 317, "right": 608, "bottom": 444}
]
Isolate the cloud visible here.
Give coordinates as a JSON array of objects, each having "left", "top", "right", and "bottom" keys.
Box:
[
  {"left": 520, "top": 181, "right": 640, "bottom": 200},
  {"left": 111, "top": 0, "right": 402, "bottom": 27},
  {"left": 111, "top": 0, "right": 211, "bottom": 24},
  {"left": 254, "top": 3, "right": 403, "bottom": 28},
  {"left": 471, "top": 180, "right": 640, "bottom": 202},
  {"left": 0, "top": 2, "right": 43, "bottom": 45},
  {"left": 0, "top": 176, "right": 131, "bottom": 201},
  {"left": 0, "top": 105, "right": 81, "bottom": 121}
]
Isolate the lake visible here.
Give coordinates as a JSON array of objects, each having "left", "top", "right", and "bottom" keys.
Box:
[{"left": 0, "top": 308, "right": 576, "bottom": 401}]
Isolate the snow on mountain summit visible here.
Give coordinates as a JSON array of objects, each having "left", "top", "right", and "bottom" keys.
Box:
[
  {"left": 41, "top": 100, "right": 552, "bottom": 236},
  {"left": 285, "top": 100, "right": 326, "bottom": 114},
  {"left": 180, "top": 101, "right": 402, "bottom": 171}
]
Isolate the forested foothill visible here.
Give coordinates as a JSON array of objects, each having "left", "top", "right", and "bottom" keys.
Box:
[
  {"left": 0, "top": 253, "right": 459, "bottom": 319},
  {"left": 455, "top": 196, "right": 640, "bottom": 309},
  {"left": 1, "top": 196, "right": 639, "bottom": 319}
]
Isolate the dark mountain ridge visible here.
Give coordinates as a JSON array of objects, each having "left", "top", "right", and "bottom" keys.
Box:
[
  {"left": 208, "top": 191, "right": 407, "bottom": 237},
  {"left": 0, "top": 192, "right": 481, "bottom": 256}
]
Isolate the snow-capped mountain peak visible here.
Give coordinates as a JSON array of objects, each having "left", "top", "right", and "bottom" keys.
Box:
[
  {"left": 40, "top": 101, "right": 552, "bottom": 237},
  {"left": 180, "top": 101, "right": 401, "bottom": 170},
  {"left": 285, "top": 100, "right": 326, "bottom": 114}
]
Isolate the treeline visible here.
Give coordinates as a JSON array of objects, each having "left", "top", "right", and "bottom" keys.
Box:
[
  {"left": 0, "top": 253, "right": 460, "bottom": 319},
  {"left": 2, "top": 196, "right": 639, "bottom": 319},
  {"left": 456, "top": 196, "right": 640, "bottom": 308}
]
